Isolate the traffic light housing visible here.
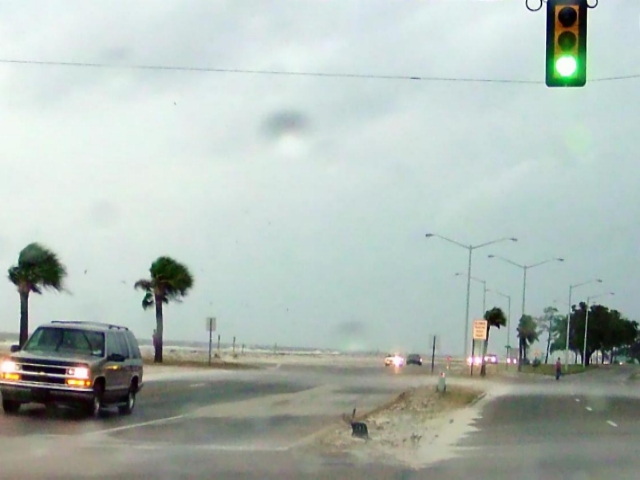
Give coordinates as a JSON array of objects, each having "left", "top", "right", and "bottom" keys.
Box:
[{"left": 546, "top": 0, "right": 588, "bottom": 87}]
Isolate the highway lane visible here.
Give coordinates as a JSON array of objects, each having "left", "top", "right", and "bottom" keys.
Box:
[
  {"left": 418, "top": 365, "right": 640, "bottom": 479},
  {"left": 0, "top": 369, "right": 316, "bottom": 437},
  {"left": 0, "top": 362, "right": 437, "bottom": 439}
]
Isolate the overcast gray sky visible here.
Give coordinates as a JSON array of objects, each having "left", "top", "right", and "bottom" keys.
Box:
[{"left": 0, "top": 0, "right": 637, "bottom": 355}]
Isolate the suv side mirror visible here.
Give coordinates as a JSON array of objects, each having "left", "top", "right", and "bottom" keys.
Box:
[
  {"left": 108, "top": 353, "right": 125, "bottom": 362},
  {"left": 10, "top": 345, "right": 20, "bottom": 353}
]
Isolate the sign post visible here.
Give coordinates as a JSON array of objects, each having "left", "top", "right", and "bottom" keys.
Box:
[
  {"left": 430, "top": 335, "right": 437, "bottom": 374},
  {"left": 206, "top": 317, "right": 216, "bottom": 366},
  {"left": 471, "top": 320, "right": 488, "bottom": 376}
]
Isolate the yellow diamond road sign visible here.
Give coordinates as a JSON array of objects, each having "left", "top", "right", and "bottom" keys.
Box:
[{"left": 473, "top": 320, "right": 488, "bottom": 340}]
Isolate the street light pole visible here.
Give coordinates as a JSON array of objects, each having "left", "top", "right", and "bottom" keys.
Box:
[
  {"left": 522, "top": 267, "right": 527, "bottom": 319},
  {"left": 582, "top": 291, "right": 615, "bottom": 366},
  {"left": 426, "top": 234, "right": 517, "bottom": 358},
  {"left": 565, "top": 279, "right": 603, "bottom": 367},
  {"left": 487, "top": 255, "right": 565, "bottom": 320},
  {"left": 455, "top": 273, "right": 487, "bottom": 314}
]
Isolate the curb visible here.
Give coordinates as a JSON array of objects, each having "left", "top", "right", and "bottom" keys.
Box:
[{"left": 468, "top": 392, "right": 487, "bottom": 408}]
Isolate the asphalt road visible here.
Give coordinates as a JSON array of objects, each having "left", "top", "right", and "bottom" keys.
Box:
[
  {"left": 419, "top": 364, "right": 640, "bottom": 479},
  {"left": 0, "top": 362, "right": 424, "bottom": 479},
  {"left": 1, "top": 362, "right": 638, "bottom": 478}
]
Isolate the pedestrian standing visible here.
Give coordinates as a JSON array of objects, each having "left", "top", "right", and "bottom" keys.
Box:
[{"left": 555, "top": 357, "right": 562, "bottom": 380}]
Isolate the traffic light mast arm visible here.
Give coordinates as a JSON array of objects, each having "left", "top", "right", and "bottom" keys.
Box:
[{"left": 526, "top": 0, "right": 598, "bottom": 12}]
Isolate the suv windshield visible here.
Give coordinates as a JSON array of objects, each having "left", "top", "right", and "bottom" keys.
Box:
[{"left": 23, "top": 327, "right": 105, "bottom": 357}]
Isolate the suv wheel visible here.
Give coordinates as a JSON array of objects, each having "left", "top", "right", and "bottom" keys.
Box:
[
  {"left": 2, "top": 399, "right": 20, "bottom": 414},
  {"left": 86, "top": 384, "right": 104, "bottom": 418},
  {"left": 118, "top": 387, "right": 136, "bottom": 415}
]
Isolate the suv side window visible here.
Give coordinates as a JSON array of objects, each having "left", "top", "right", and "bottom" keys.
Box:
[
  {"left": 107, "top": 331, "right": 126, "bottom": 358},
  {"left": 115, "top": 331, "right": 131, "bottom": 359},
  {"left": 124, "top": 331, "right": 142, "bottom": 359}
]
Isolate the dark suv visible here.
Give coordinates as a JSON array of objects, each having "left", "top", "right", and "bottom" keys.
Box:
[
  {"left": 406, "top": 354, "right": 423, "bottom": 366},
  {"left": 0, "top": 321, "right": 143, "bottom": 417}
]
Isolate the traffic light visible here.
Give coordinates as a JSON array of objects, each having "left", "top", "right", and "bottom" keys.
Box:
[{"left": 545, "top": 0, "right": 588, "bottom": 87}]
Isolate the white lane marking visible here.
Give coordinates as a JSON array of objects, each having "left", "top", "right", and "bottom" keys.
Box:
[
  {"left": 607, "top": 421, "right": 618, "bottom": 427},
  {"left": 84, "top": 414, "right": 188, "bottom": 435},
  {"left": 586, "top": 407, "right": 593, "bottom": 411},
  {"left": 190, "top": 383, "right": 206, "bottom": 388},
  {"left": 96, "top": 442, "right": 290, "bottom": 452},
  {"left": 575, "top": 399, "right": 581, "bottom": 402}
]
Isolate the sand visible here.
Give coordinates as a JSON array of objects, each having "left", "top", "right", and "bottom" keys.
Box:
[{"left": 309, "top": 381, "right": 512, "bottom": 469}]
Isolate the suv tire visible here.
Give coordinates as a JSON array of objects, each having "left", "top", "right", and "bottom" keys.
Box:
[
  {"left": 118, "top": 386, "right": 136, "bottom": 415},
  {"left": 86, "top": 383, "right": 104, "bottom": 418},
  {"left": 2, "top": 399, "right": 20, "bottom": 414}
]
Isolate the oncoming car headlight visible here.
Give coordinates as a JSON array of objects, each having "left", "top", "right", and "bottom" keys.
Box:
[
  {"left": 1, "top": 361, "right": 18, "bottom": 373},
  {"left": 67, "top": 367, "right": 89, "bottom": 379}
]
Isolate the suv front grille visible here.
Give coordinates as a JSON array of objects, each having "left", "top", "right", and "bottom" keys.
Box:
[
  {"left": 20, "top": 374, "right": 67, "bottom": 385},
  {"left": 13, "top": 360, "right": 78, "bottom": 387},
  {"left": 21, "top": 364, "right": 67, "bottom": 375}
]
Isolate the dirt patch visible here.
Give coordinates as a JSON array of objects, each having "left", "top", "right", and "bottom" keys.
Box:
[{"left": 308, "top": 385, "right": 483, "bottom": 467}]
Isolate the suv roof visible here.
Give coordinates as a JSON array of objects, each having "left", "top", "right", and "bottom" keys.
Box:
[{"left": 45, "top": 321, "right": 130, "bottom": 332}]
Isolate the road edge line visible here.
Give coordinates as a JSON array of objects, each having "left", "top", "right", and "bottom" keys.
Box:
[{"left": 468, "top": 392, "right": 487, "bottom": 408}]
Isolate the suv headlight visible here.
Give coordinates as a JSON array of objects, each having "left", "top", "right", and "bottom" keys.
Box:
[
  {"left": 67, "top": 367, "right": 89, "bottom": 379},
  {"left": 1, "top": 361, "right": 18, "bottom": 373}
]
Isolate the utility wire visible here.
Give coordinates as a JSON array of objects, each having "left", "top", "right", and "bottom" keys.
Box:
[{"left": 0, "top": 58, "right": 635, "bottom": 84}]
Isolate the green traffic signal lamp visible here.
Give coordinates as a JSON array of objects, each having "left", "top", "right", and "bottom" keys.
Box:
[
  {"left": 545, "top": 0, "right": 588, "bottom": 87},
  {"left": 556, "top": 55, "right": 577, "bottom": 77}
]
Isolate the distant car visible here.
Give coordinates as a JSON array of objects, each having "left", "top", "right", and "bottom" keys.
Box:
[
  {"left": 384, "top": 354, "right": 404, "bottom": 367},
  {"left": 484, "top": 354, "right": 498, "bottom": 364},
  {"left": 506, "top": 356, "right": 518, "bottom": 365},
  {"left": 466, "top": 355, "right": 482, "bottom": 366},
  {"left": 406, "top": 354, "right": 423, "bottom": 366}
]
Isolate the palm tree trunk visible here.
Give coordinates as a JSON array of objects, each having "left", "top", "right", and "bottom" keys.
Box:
[
  {"left": 480, "top": 327, "right": 491, "bottom": 377},
  {"left": 518, "top": 337, "right": 523, "bottom": 372},
  {"left": 154, "top": 295, "right": 164, "bottom": 363},
  {"left": 19, "top": 289, "right": 30, "bottom": 348},
  {"left": 545, "top": 331, "right": 551, "bottom": 364}
]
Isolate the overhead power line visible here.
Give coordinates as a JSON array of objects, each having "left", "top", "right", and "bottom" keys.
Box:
[{"left": 0, "top": 58, "right": 636, "bottom": 84}]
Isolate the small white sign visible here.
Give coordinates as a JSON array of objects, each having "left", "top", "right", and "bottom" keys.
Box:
[
  {"left": 206, "top": 317, "right": 216, "bottom": 332},
  {"left": 473, "top": 320, "right": 488, "bottom": 340}
]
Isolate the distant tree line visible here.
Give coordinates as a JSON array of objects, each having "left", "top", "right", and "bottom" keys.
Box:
[{"left": 516, "top": 303, "right": 638, "bottom": 367}]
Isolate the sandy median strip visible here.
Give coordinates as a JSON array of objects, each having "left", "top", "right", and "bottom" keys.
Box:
[{"left": 307, "top": 384, "right": 485, "bottom": 469}]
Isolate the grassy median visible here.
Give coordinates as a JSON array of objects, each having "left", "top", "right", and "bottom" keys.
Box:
[
  {"left": 142, "top": 354, "right": 260, "bottom": 370},
  {"left": 518, "top": 364, "right": 597, "bottom": 376}
]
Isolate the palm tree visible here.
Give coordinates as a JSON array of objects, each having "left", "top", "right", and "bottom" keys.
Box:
[
  {"left": 538, "top": 306, "right": 561, "bottom": 364},
  {"left": 480, "top": 307, "right": 507, "bottom": 377},
  {"left": 7, "top": 243, "right": 68, "bottom": 347},
  {"left": 134, "top": 256, "right": 194, "bottom": 363},
  {"left": 517, "top": 314, "right": 539, "bottom": 371}
]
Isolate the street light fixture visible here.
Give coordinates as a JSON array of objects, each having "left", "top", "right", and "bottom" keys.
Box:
[
  {"left": 425, "top": 233, "right": 517, "bottom": 357},
  {"left": 454, "top": 273, "right": 487, "bottom": 313},
  {"left": 583, "top": 291, "right": 615, "bottom": 366},
  {"left": 487, "top": 255, "right": 565, "bottom": 320},
  {"left": 565, "top": 278, "right": 603, "bottom": 366}
]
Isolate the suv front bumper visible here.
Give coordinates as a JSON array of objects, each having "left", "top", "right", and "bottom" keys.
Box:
[{"left": 0, "top": 381, "right": 93, "bottom": 404}]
